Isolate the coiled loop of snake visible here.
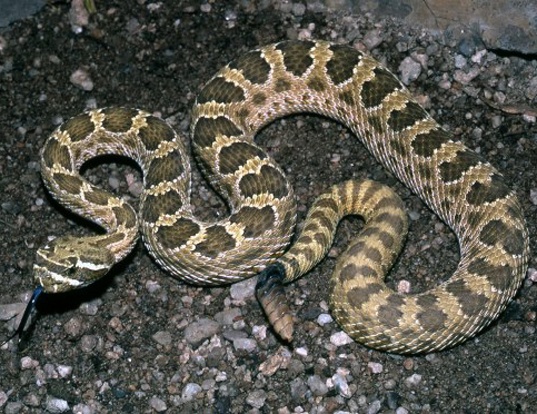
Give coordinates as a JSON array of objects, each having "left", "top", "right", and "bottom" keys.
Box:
[{"left": 15, "top": 40, "right": 529, "bottom": 354}]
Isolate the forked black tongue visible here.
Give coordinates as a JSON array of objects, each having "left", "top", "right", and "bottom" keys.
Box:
[{"left": 1, "top": 286, "right": 43, "bottom": 347}]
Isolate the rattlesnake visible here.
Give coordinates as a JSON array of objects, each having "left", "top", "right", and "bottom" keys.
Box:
[{"left": 30, "top": 40, "right": 529, "bottom": 354}]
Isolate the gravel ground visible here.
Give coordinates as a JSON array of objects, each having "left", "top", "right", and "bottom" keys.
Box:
[{"left": 1, "top": 1, "right": 537, "bottom": 413}]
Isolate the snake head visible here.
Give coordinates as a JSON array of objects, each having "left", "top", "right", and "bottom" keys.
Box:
[{"left": 32, "top": 236, "right": 115, "bottom": 293}]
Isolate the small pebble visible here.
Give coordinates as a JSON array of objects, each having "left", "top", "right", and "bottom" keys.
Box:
[
  {"left": 398, "top": 280, "right": 411, "bottom": 294},
  {"left": 149, "top": 396, "right": 167, "bottom": 412},
  {"left": 229, "top": 277, "right": 256, "bottom": 302},
  {"left": 0, "top": 390, "right": 8, "bottom": 406},
  {"left": 403, "top": 358, "right": 414, "bottom": 370},
  {"left": 368, "top": 362, "right": 384, "bottom": 374},
  {"left": 108, "top": 176, "right": 120, "bottom": 190},
  {"left": 183, "top": 318, "right": 220, "bottom": 346},
  {"left": 317, "top": 313, "right": 333, "bottom": 326},
  {"left": 145, "top": 280, "right": 161, "bottom": 293},
  {"left": 398, "top": 56, "right": 421, "bottom": 85},
  {"left": 233, "top": 338, "right": 257, "bottom": 352},
  {"left": 295, "top": 346, "right": 308, "bottom": 357},
  {"left": 246, "top": 389, "right": 267, "bottom": 408},
  {"left": 46, "top": 397, "right": 69, "bottom": 413},
  {"left": 330, "top": 331, "right": 353, "bottom": 346},
  {"left": 68, "top": 0, "right": 90, "bottom": 31},
  {"left": 214, "top": 307, "right": 242, "bottom": 325},
  {"left": 259, "top": 348, "right": 291, "bottom": 376},
  {"left": 182, "top": 383, "right": 202, "bottom": 401},
  {"left": 70, "top": 68, "right": 94, "bottom": 91},
  {"left": 332, "top": 373, "right": 352, "bottom": 398},
  {"left": 307, "top": 375, "right": 329, "bottom": 396},
  {"left": 20, "top": 356, "right": 39, "bottom": 370},
  {"left": 362, "top": 29, "right": 383, "bottom": 49},
  {"left": 290, "top": 378, "right": 308, "bottom": 400},
  {"left": 64, "top": 317, "right": 84, "bottom": 339},
  {"left": 527, "top": 267, "right": 537, "bottom": 282},
  {"left": 454, "top": 54, "right": 467, "bottom": 68},
  {"left": 152, "top": 331, "right": 172, "bottom": 347},
  {"left": 453, "top": 68, "right": 480, "bottom": 85},
  {"left": 56, "top": 365, "right": 73, "bottom": 378},
  {"left": 404, "top": 373, "right": 423, "bottom": 387},
  {"left": 71, "top": 404, "right": 93, "bottom": 414},
  {"left": 367, "top": 400, "right": 382, "bottom": 414},
  {"left": 79, "top": 335, "right": 100, "bottom": 353},
  {"left": 79, "top": 300, "right": 100, "bottom": 316}
]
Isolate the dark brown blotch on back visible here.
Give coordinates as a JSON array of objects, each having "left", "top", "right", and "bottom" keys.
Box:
[
  {"left": 387, "top": 101, "right": 428, "bottom": 132},
  {"left": 142, "top": 190, "right": 184, "bottom": 224},
  {"left": 367, "top": 115, "right": 384, "bottom": 134},
  {"left": 218, "top": 142, "right": 267, "bottom": 175},
  {"left": 388, "top": 138, "right": 408, "bottom": 157},
  {"left": 197, "top": 76, "right": 245, "bottom": 104},
  {"left": 376, "top": 294, "right": 405, "bottom": 329},
  {"left": 307, "top": 76, "right": 326, "bottom": 92},
  {"left": 325, "top": 44, "right": 362, "bottom": 85},
  {"left": 374, "top": 212, "right": 405, "bottom": 232},
  {"left": 309, "top": 210, "right": 333, "bottom": 231},
  {"left": 156, "top": 218, "right": 200, "bottom": 250},
  {"left": 230, "top": 205, "right": 275, "bottom": 238},
  {"left": 238, "top": 165, "right": 288, "bottom": 199},
  {"left": 378, "top": 230, "right": 396, "bottom": 250},
  {"left": 85, "top": 188, "right": 111, "bottom": 206},
  {"left": 360, "top": 67, "right": 401, "bottom": 108},
  {"left": 228, "top": 50, "right": 270, "bottom": 85},
  {"left": 445, "top": 279, "right": 489, "bottom": 316},
  {"left": 415, "top": 294, "right": 448, "bottom": 331},
  {"left": 365, "top": 246, "right": 383, "bottom": 263},
  {"left": 467, "top": 258, "right": 513, "bottom": 291},
  {"left": 275, "top": 40, "right": 315, "bottom": 77},
  {"left": 99, "top": 232, "right": 127, "bottom": 248},
  {"left": 478, "top": 219, "right": 526, "bottom": 256},
  {"left": 54, "top": 173, "right": 83, "bottom": 195},
  {"left": 411, "top": 128, "right": 452, "bottom": 157},
  {"left": 374, "top": 196, "right": 405, "bottom": 212},
  {"left": 195, "top": 225, "right": 237, "bottom": 258},
  {"left": 193, "top": 116, "right": 243, "bottom": 149},
  {"left": 314, "top": 232, "right": 329, "bottom": 247},
  {"left": 112, "top": 206, "right": 137, "bottom": 228},
  {"left": 274, "top": 78, "right": 291, "bottom": 93},
  {"left": 138, "top": 116, "right": 176, "bottom": 151},
  {"left": 252, "top": 92, "right": 267, "bottom": 105},
  {"left": 101, "top": 108, "right": 139, "bottom": 133},
  {"left": 438, "top": 150, "right": 483, "bottom": 182},
  {"left": 338, "top": 263, "right": 358, "bottom": 282},
  {"left": 145, "top": 149, "right": 185, "bottom": 187},
  {"left": 59, "top": 113, "right": 95, "bottom": 142},
  {"left": 466, "top": 174, "right": 511, "bottom": 205},
  {"left": 313, "top": 197, "right": 339, "bottom": 215},
  {"left": 339, "top": 90, "right": 355, "bottom": 106},
  {"left": 345, "top": 240, "right": 366, "bottom": 257},
  {"left": 42, "top": 138, "right": 72, "bottom": 170},
  {"left": 346, "top": 283, "right": 383, "bottom": 307}
]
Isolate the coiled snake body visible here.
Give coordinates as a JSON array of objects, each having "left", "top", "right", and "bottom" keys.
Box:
[{"left": 33, "top": 40, "right": 529, "bottom": 353}]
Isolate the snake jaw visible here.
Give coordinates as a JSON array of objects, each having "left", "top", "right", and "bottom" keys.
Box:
[
  {"left": 256, "top": 263, "right": 294, "bottom": 342},
  {"left": 33, "top": 237, "right": 114, "bottom": 293}
]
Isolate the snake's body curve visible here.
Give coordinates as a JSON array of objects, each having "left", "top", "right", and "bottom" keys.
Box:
[{"left": 34, "top": 40, "right": 529, "bottom": 353}]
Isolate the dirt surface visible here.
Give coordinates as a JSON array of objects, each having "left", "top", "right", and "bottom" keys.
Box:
[{"left": 1, "top": 1, "right": 537, "bottom": 413}]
